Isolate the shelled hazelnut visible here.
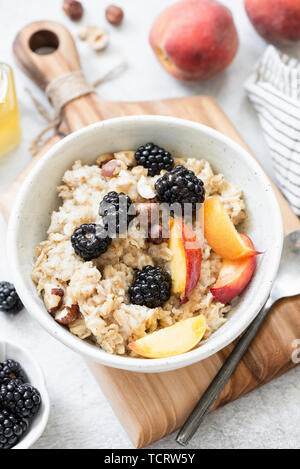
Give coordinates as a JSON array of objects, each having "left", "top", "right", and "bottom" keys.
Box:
[{"left": 78, "top": 25, "right": 109, "bottom": 51}]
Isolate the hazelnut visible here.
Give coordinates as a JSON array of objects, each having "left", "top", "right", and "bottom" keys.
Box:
[
  {"left": 55, "top": 304, "right": 80, "bottom": 325},
  {"left": 89, "top": 28, "right": 109, "bottom": 51},
  {"left": 101, "top": 160, "right": 121, "bottom": 178},
  {"left": 105, "top": 5, "right": 124, "bottom": 26},
  {"left": 44, "top": 285, "right": 64, "bottom": 314},
  {"left": 78, "top": 26, "right": 89, "bottom": 41},
  {"left": 62, "top": 0, "right": 84, "bottom": 21},
  {"left": 137, "top": 175, "right": 156, "bottom": 199},
  {"left": 135, "top": 203, "right": 160, "bottom": 226},
  {"left": 147, "top": 224, "right": 166, "bottom": 245},
  {"left": 79, "top": 26, "right": 109, "bottom": 52}
]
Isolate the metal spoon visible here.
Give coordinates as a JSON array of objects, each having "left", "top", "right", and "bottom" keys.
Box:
[{"left": 176, "top": 229, "right": 300, "bottom": 446}]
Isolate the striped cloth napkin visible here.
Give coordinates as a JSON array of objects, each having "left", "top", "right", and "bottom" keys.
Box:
[{"left": 245, "top": 45, "right": 300, "bottom": 216}]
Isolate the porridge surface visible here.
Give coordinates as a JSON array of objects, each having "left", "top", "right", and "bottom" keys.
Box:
[{"left": 32, "top": 151, "right": 245, "bottom": 356}]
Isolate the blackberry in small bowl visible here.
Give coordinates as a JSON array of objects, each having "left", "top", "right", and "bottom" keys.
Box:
[
  {"left": 155, "top": 165, "right": 205, "bottom": 212},
  {"left": 129, "top": 265, "right": 171, "bottom": 308},
  {"left": 99, "top": 191, "right": 136, "bottom": 236},
  {"left": 0, "top": 282, "right": 23, "bottom": 315},
  {"left": 71, "top": 223, "right": 111, "bottom": 261},
  {"left": 0, "top": 380, "right": 41, "bottom": 421},
  {"left": 0, "top": 360, "right": 27, "bottom": 385},
  {"left": 135, "top": 143, "right": 174, "bottom": 176},
  {"left": 0, "top": 408, "right": 28, "bottom": 449}
]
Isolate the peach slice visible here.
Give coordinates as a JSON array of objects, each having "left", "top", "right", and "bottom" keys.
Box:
[
  {"left": 211, "top": 234, "right": 257, "bottom": 303},
  {"left": 129, "top": 315, "right": 206, "bottom": 358},
  {"left": 204, "top": 196, "right": 257, "bottom": 260},
  {"left": 169, "top": 219, "right": 202, "bottom": 303}
]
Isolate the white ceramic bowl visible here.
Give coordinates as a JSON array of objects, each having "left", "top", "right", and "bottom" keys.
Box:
[
  {"left": 7, "top": 116, "right": 283, "bottom": 373},
  {"left": 0, "top": 340, "right": 50, "bottom": 449}
]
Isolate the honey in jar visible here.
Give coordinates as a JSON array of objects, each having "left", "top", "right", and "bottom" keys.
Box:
[{"left": 0, "top": 64, "right": 21, "bottom": 156}]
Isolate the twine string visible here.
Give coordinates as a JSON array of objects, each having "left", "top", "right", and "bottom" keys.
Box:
[{"left": 27, "top": 60, "right": 127, "bottom": 155}]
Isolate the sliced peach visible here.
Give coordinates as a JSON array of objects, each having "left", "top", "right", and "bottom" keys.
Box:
[
  {"left": 211, "top": 234, "right": 257, "bottom": 303},
  {"left": 204, "top": 196, "right": 257, "bottom": 260},
  {"left": 169, "top": 218, "right": 202, "bottom": 303},
  {"left": 129, "top": 315, "right": 206, "bottom": 358}
]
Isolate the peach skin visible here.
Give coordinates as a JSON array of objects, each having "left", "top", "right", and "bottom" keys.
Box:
[
  {"left": 169, "top": 218, "right": 202, "bottom": 303},
  {"left": 129, "top": 315, "right": 206, "bottom": 358},
  {"left": 211, "top": 234, "right": 257, "bottom": 304},
  {"left": 149, "top": 0, "right": 239, "bottom": 81},
  {"left": 245, "top": 0, "right": 300, "bottom": 45},
  {"left": 204, "top": 196, "right": 257, "bottom": 260}
]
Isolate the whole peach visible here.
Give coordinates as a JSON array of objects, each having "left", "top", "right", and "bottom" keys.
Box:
[
  {"left": 149, "top": 0, "right": 238, "bottom": 82},
  {"left": 245, "top": 0, "right": 300, "bottom": 44}
]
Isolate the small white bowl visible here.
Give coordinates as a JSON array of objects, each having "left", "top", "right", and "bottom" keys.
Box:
[
  {"left": 7, "top": 116, "right": 283, "bottom": 373},
  {"left": 0, "top": 340, "right": 50, "bottom": 449}
]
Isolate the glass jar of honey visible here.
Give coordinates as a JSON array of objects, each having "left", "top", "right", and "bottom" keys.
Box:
[{"left": 0, "top": 64, "right": 21, "bottom": 156}]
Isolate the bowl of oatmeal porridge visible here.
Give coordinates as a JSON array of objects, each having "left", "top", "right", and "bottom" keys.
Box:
[{"left": 7, "top": 116, "right": 283, "bottom": 372}]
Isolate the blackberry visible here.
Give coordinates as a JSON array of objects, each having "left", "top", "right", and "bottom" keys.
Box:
[
  {"left": 0, "top": 408, "right": 28, "bottom": 449},
  {"left": 71, "top": 223, "right": 112, "bottom": 261},
  {"left": 129, "top": 265, "right": 171, "bottom": 308},
  {"left": 155, "top": 165, "right": 205, "bottom": 212},
  {"left": 135, "top": 143, "right": 174, "bottom": 176},
  {"left": 0, "top": 360, "right": 27, "bottom": 385},
  {"left": 0, "top": 282, "right": 23, "bottom": 315},
  {"left": 0, "top": 381, "right": 41, "bottom": 420},
  {"left": 99, "top": 191, "right": 135, "bottom": 236}
]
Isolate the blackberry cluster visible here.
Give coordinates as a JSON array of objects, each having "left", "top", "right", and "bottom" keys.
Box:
[
  {"left": 0, "top": 359, "right": 41, "bottom": 449},
  {"left": 129, "top": 265, "right": 171, "bottom": 308},
  {"left": 155, "top": 165, "right": 205, "bottom": 212},
  {"left": 0, "top": 282, "right": 23, "bottom": 315},
  {"left": 135, "top": 143, "right": 174, "bottom": 176},
  {"left": 0, "top": 360, "right": 27, "bottom": 385},
  {"left": 0, "top": 408, "right": 28, "bottom": 450},
  {"left": 99, "top": 191, "right": 135, "bottom": 236},
  {"left": 71, "top": 223, "right": 112, "bottom": 261},
  {"left": 0, "top": 381, "right": 41, "bottom": 421}
]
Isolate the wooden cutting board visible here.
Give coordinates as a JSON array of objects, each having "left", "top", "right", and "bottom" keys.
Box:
[{"left": 1, "top": 21, "right": 299, "bottom": 449}]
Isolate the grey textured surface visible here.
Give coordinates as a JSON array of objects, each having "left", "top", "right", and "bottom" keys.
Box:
[{"left": 1, "top": 0, "right": 300, "bottom": 449}]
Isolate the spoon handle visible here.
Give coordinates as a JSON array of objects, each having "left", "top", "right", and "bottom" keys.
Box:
[{"left": 176, "top": 296, "right": 274, "bottom": 446}]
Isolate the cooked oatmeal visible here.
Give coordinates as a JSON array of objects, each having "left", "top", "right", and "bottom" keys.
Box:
[{"left": 32, "top": 150, "right": 246, "bottom": 356}]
